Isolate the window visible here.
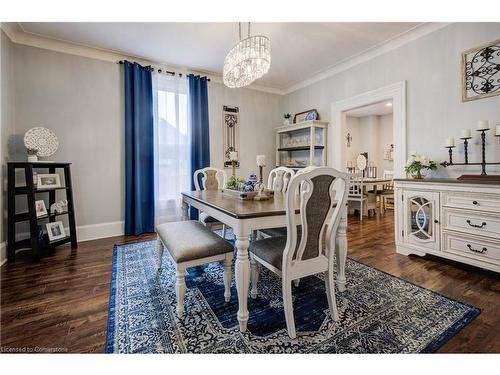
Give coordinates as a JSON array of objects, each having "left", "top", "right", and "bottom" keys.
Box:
[{"left": 153, "top": 74, "right": 190, "bottom": 224}]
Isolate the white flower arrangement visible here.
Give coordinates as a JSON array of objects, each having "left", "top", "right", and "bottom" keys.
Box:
[{"left": 405, "top": 153, "right": 437, "bottom": 179}]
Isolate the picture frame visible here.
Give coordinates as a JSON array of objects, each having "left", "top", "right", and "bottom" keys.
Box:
[
  {"left": 37, "top": 173, "right": 61, "bottom": 189},
  {"left": 35, "top": 200, "right": 48, "bottom": 218},
  {"left": 461, "top": 38, "right": 500, "bottom": 102},
  {"left": 222, "top": 105, "right": 240, "bottom": 168},
  {"left": 293, "top": 109, "right": 319, "bottom": 123},
  {"left": 46, "top": 221, "right": 66, "bottom": 241}
]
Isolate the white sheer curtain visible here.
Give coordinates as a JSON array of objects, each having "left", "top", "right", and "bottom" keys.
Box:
[{"left": 153, "top": 73, "right": 190, "bottom": 225}]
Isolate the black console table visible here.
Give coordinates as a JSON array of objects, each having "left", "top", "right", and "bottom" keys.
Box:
[{"left": 7, "top": 162, "right": 77, "bottom": 261}]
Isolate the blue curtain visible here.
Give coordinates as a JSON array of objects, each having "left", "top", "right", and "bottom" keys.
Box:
[
  {"left": 188, "top": 75, "right": 210, "bottom": 220},
  {"left": 123, "top": 61, "right": 155, "bottom": 235}
]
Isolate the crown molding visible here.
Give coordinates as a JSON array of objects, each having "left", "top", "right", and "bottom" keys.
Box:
[
  {"left": 281, "top": 22, "right": 450, "bottom": 95},
  {"left": 1, "top": 22, "right": 284, "bottom": 95},
  {"left": 2, "top": 22, "right": 451, "bottom": 96}
]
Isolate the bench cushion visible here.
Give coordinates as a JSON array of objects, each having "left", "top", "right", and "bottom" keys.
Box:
[{"left": 156, "top": 221, "right": 233, "bottom": 263}]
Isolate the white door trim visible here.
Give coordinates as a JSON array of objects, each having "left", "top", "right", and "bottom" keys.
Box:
[{"left": 330, "top": 81, "right": 407, "bottom": 178}]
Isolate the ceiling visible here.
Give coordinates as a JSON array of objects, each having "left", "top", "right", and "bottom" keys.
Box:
[
  {"left": 345, "top": 100, "right": 393, "bottom": 117},
  {"left": 18, "top": 22, "right": 422, "bottom": 91}
]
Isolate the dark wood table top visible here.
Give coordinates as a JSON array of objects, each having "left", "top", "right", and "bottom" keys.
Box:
[
  {"left": 182, "top": 190, "right": 301, "bottom": 219},
  {"left": 182, "top": 190, "right": 341, "bottom": 219}
]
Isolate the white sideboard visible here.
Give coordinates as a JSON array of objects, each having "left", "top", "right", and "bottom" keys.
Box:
[{"left": 394, "top": 179, "right": 500, "bottom": 273}]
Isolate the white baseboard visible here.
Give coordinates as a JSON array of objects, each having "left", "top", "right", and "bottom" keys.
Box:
[
  {"left": 76, "top": 220, "right": 124, "bottom": 242},
  {"left": 0, "top": 241, "right": 6, "bottom": 266},
  {"left": 0, "top": 221, "right": 125, "bottom": 266}
]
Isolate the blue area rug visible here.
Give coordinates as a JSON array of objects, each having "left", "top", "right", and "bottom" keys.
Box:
[{"left": 105, "top": 239, "right": 479, "bottom": 353}]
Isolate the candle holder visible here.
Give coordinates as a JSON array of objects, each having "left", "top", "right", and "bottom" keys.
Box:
[
  {"left": 444, "top": 145, "right": 456, "bottom": 165},
  {"left": 459, "top": 136, "right": 472, "bottom": 164},
  {"left": 231, "top": 160, "right": 237, "bottom": 178},
  {"left": 441, "top": 128, "right": 500, "bottom": 181},
  {"left": 253, "top": 165, "right": 269, "bottom": 201}
]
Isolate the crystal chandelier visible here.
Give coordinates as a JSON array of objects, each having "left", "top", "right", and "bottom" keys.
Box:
[{"left": 223, "top": 23, "right": 271, "bottom": 88}]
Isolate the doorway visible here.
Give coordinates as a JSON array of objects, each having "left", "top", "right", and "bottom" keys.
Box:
[{"left": 329, "top": 81, "right": 406, "bottom": 177}]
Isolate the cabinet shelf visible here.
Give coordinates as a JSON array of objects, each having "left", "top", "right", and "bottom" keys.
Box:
[
  {"left": 276, "top": 120, "right": 328, "bottom": 168},
  {"left": 278, "top": 145, "right": 324, "bottom": 152},
  {"left": 14, "top": 210, "right": 71, "bottom": 223},
  {"left": 15, "top": 186, "right": 69, "bottom": 195}
]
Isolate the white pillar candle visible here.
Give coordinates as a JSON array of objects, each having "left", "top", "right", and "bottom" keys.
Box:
[
  {"left": 460, "top": 129, "right": 471, "bottom": 138},
  {"left": 496, "top": 124, "right": 500, "bottom": 136},
  {"left": 477, "top": 120, "right": 490, "bottom": 130},
  {"left": 256, "top": 154, "right": 266, "bottom": 166},
  {"left": 445, "top": 137, "right": 455, "bottom": 147},
  {"left": 229, "top": 151, "right": 238, "bottom": 161}
]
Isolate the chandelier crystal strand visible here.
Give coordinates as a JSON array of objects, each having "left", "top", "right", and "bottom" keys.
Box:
[{"left": 223, "top": 23, "right": 271, "bottom": 88}]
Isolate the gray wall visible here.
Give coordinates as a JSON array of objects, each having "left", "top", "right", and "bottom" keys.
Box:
[
  {"left": 208, "top": 82, "right": 282, "bottom": 180},
  {"left": 11, "top": 44, "right": 125, "bottom": 229},
  {"left": 0, "top": 31, "right": 14, "bottom": 264},
  {"left": 2, "top": 41, "right": 282, "bottom": 250},
  {"left": 282, "top": 23, "right": 500, "bottom": 177},
  {"left": 1, "top": 30, "right": 14, "bottom": 262}
]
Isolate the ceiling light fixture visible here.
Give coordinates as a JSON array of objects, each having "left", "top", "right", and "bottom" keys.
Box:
[
  {"left": 223, "top": 22, "right": 271, "bottom": 88},
  {"left": 385, "top": 102, "right": 393, "bottom": 107}
]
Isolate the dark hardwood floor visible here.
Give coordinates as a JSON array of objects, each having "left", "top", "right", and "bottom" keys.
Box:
[{"left": 1, "top": 213, "right": 499, "bottom": 353}]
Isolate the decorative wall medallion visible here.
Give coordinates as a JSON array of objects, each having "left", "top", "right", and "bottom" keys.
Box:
[
  {"left": 24, "top": 127, "right": 59, "bottom": 157},
  {"left": 462, "top": 38, "right": 500, "bottom": 102},
  {"left": 222, "top": 105, "right": 240, "bottom": 168}
]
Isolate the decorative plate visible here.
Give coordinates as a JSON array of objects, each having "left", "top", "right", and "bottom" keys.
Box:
[
  {"left": 24, "top": 127, "right": 59, "bottom": 157},
  {"left": 305, "top": 111, "right": 318, "bottom": 121},
  {"left": 356, "top": 154, "right": 367, "bottom": 171}
]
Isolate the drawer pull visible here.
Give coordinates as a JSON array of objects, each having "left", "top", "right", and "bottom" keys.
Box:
[
  {"left": 466, "top": 219, "right": 487, "bottom": 229},
  {"left": 466, "top": 244, "right": 487, "bottom": 254},
  {"left": 472, "top": 200, "right": 478, "bottom": 205}
]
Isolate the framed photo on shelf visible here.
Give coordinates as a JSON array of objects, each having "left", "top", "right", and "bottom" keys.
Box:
[
  {"left": 37, "top": 174, "right": 61, "bottom": 189},
  {"left": 46, "top": 221, "right": 66, "bottom": 241},
  {"left": 35, "top": 200, "right": 47, "bottom": 218}
]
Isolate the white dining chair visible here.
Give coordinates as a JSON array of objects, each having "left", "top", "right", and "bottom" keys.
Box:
[
  {"left": 248, "top": 167, "right": 349, "bottom": 338},
  {"left": 258, "top": 166, "right": 296, "bottom": 239},
  {"left": 379, "top": 170, "right": 394, "bottom": 211},
  {"left": 347, "top": 173, "right": 367, "bottom": 220},
  {"left": 267, "top": 166, "right": 295, "bottom": 193},
  {"left": 193, "top": 167, "right": 228, "bottom": 238}
]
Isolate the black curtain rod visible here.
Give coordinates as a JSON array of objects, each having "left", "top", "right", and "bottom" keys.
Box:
[{"left": 117, "top": 60, "right": 210, "bottom": 81}]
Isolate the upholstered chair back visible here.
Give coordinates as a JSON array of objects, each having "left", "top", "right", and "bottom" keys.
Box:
[
  {"left": 194, "top": 167, "right": 227, "bottom": 191},
  {"left": 267, "top": 166, "right": 295, "bottom": 193},
  {"left": 282, "top": 167, "right": 348, "bottom": 271}
]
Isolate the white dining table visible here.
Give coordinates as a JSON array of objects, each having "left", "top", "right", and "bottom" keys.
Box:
[{"left": 181, "top": 190, "right": 349, "bottom": 333}]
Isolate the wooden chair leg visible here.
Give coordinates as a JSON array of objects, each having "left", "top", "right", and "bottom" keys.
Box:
[
  {"left": 325, "top": 265, "right": 339, "bottom": 322},
  {"left": 359, "top": 201, "right": 363, "bottom": 221},
  {"left": 250, "top": 256, "right": 259, "bottom": 299},
  {"left": 175, "top": 265, "right": 186, "bottom": 318},
  {"left": 283, "top": 280, "right": 296, "bottom": 339},
  {"left": 222, "top": 224, "right": 227, "bottom": 239},
  {"left": 223, "top": 254, "right": 232, "bottom": 302},
  {"left": 157, "top": 240, "right": 164, "bottom": 272}
]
